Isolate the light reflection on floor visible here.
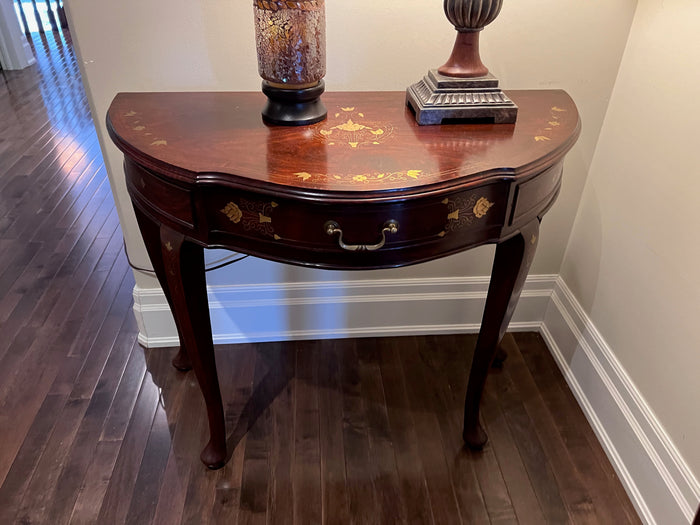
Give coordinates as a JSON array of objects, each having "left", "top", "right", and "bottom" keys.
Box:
[{"left": 13, "top": 1, "right": 63, "bottom": 34}]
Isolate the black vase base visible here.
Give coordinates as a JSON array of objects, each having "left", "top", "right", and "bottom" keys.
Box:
[{"left": 261, "top": 80, "right": 327, "bottom": 126}]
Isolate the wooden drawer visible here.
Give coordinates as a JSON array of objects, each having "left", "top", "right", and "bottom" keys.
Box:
[
  {"left": 510, "top": 163, "right": 563, "bottom": 225},
  {"left": 125, "top": 160, "right": 194, "bottom": 229},
  {"left": 202, "top": 183, "right": 508, "bottom": 267}
]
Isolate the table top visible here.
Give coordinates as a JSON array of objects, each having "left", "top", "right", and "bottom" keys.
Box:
[{"left": 107, "top": 90, "right": 579, "bottom": 199}]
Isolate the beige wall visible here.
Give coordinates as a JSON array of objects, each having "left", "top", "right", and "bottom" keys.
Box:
[
  {"left": 64, "top": 0, "right": 636, "bottom": 289},
  {"left": 561, "top": 0, "right": 700, "bottom": 475}
]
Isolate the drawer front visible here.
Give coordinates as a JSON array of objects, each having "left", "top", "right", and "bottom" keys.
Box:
[
  {"left": 510, "top": 163, "right": 563, "bottom": 225},
  {"left": 202, "top": 183, "right": 508, "bottom": 268},
  {"left": 125, "top": 160, "right": 194, "bottom": 228}
]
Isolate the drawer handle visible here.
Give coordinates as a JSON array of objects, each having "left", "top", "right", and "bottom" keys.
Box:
[{"left": 324, "top": 220, "right": 399, "bottom": 252}]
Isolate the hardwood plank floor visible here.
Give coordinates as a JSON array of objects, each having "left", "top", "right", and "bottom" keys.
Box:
[{"left": 0, "top": 29, "right": 642, "bottom": 524}]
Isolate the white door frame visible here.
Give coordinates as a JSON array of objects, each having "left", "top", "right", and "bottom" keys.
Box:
[{"left": 0, "top": 0, "right": 35, "bottom": 70}]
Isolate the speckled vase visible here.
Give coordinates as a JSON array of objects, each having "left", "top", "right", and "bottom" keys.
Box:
[
  {"left": 253, "top": 0, "right": 328, "bottom": 125},
  {"left": 253, "top": 0, "right": 326, "bottom": 88}
]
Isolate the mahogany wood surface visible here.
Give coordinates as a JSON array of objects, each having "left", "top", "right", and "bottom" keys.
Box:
[
  {"left": 107, "top": 91, "right": 578, "bottom": 192},
  {"left": 108, "top": 90, "right": 580, "bottom": 468},
  {"left": 0, "top": 30, "right": 643, "bottom": 524}
]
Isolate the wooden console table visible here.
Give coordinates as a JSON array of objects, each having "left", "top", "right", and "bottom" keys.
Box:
[{"left": 107, "top": 91, "right": 580, "bottom": 469}]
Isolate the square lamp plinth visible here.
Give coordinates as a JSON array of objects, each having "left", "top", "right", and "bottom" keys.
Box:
[{"left": 407, "top": 69, "right": 518, "bottom": 125}]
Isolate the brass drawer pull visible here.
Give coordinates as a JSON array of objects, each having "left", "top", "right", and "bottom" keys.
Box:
[{"left": 324, "top": 219, "right": 399, "bottom": 252}]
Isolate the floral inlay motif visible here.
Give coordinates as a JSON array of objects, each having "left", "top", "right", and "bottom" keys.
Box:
[
  {"left": 293, "top": 170, "right": 422, "bottom": 185},
  {"left": 533, "top": 105, "right": 568, "bottom": 141},
  {"left": 442, "top": 194, "right": 494, "bottom": 233},
  {"left": 473, "top": 197, "right": 494, "bottom": 218},
  {"left": 221, "top": 202, "right": 242, "bottom": 224},
  {"left": 219, "top": 199, "right": 278, "bottom": 238},
  {"left": 316, "top": 106, "right": 393, "bottom": 148},
  {"left": 123, "top": 110, "right": 168, "bottom": 149},
  {"left": 333, "top": 120, "right": 366, "bottom": 133}
]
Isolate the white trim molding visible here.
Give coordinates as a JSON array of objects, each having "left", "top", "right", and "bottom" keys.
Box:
[
  {"left": 0, "top": 0, "right": 35, "bottom": 70},
  {"left": 132, "top": 274, "right": 700, "bottom": 524},
  {"left": 132, "top": 275, "right": 555, "bottom": 347},
  {"left": 542, "top": 277, "right": 700, "bottom": 525}
]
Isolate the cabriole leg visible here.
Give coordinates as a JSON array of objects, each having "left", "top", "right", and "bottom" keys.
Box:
[
  {"left": 463, "top": 219, "right": 540, "bottom": 448},
  {"left": 157, "top": 227, "right": 226, "bottom": 469},
  {"left": 132, "top": 207, "right": 192, "bottom": 371}
]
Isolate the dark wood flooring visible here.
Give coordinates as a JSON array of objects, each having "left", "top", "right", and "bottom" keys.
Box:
[{"left": 0, "top": 29, "right": 642, "bottom": 524}]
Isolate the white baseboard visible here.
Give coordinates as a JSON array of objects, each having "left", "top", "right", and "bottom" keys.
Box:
[
  {"left": 131, "top": 274, "right": 699, "bottom": 524},
  {"left": 543, "top": 277, "right": 700, "bottom": 525},
  {"left": 132, "top": 275, "right": 556, "bottom": 347}
]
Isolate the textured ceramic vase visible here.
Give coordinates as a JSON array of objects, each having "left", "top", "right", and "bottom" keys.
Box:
[
  {"left": 253, "top": 0, "right": 326, "bottom": 88},
  {"left": 439, "top": 0, "right": 503, "bottom": 78}
]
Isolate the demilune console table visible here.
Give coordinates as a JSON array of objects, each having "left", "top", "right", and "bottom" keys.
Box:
[{"left": 107, "top": 91, "right": 580, "bottom": 469}]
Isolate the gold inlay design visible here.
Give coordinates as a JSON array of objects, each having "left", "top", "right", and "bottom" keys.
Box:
[
  {"left": 473, "top": 197, "right": 494, "bottom": 218},
  {"left": 293, "top": 169, "right": 422, "bottom": 185},
  {"left": 124, "top": 109, "right": 168, "bottom": 147},
  {"left": 318, "top": 106, "right": 393, "bottom": 148},
  {"left": 221, "top": 202, "right": 242, "bottom": 223},
  {"left": 220, "top": 199, "right": 278, "bottom": 238},
  {"left": 443, "top": 194, "right": 494, "bottom": 234},
  {"left": 332, "top": 120, "right": 366, "bottom": 133},
  {"left": 534, "top": 105, "right": 568, "bottom": 141}
]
